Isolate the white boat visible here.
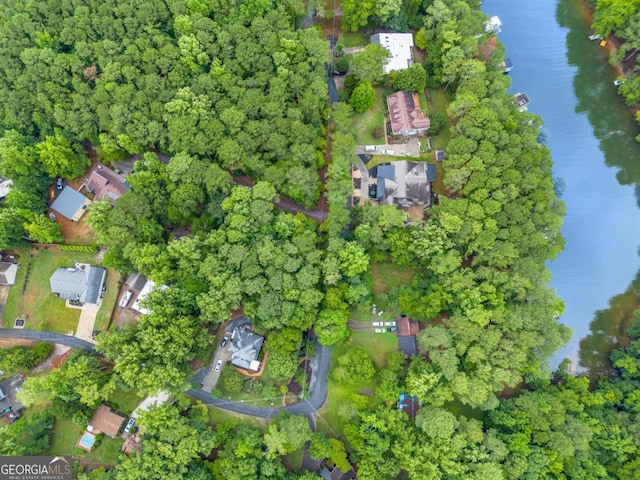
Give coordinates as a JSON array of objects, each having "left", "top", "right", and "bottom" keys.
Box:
[{"left": 588, "top": 34, "right": 603, "bottom": 41}]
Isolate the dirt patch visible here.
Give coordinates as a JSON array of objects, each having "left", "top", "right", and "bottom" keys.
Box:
[
  {"left": 32, "top": 343, "right": 73, "bottom": 374},
  {"left": 0, "top": 339, "right": 37, "bottom": 349}
]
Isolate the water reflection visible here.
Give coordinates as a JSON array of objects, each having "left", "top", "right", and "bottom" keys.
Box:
[
  {"left": 578, "top": 270, "right": 640, "bottom": 375},
  {"left": 557, "top": 0, "right": 640, "bottom": 187}
]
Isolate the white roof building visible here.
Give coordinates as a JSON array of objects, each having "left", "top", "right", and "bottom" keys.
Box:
[
  {"left": 0, "top": 179, "right": 13, "bottom": 199},
  {"left": 485, "top": 16, "right": 502, "bottom": 34},
  {"left": 370, "top": 33, "right": 414, "bottom": 74}
]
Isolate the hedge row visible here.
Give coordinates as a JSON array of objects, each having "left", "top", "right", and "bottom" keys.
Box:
[{"left": 57, "top": 245, "right": 99, "bottom": 252}]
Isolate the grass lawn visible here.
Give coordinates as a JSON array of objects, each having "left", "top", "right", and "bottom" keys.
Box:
[
  {"left": 316, "top": 329, "right": 399, "bottom": 438},
  {"left": 349, "top": 331, "right": 399, "bottom": 369},
  {"left": 350, "top": 88, "right": 387, "bottom": 146},
  {"left": 349, "top": 261, "right": 414, "bottom": 322},
  {"left": 49, "top": 418, "right": 124, "bottom": 466},
  {"left": 2, "top": 248, "right": 99, "bottom": 333},
  {"left": 283, "top": 447, "right": 304, "bottom": 472},
  {"left": 94, "top": 270, "right": 120, "bottom": 331},
  {"left": 207, "top": 405, "right": 265, "bottom": 428},
  {"left": 108, "top": 386, "right": 144, "bottom": 415},
  {"left": 216, "top": 366, "right": 283, "bottom": 408},
  {"left": 337, "top": 32, "right": 369, "bottom": 48},
  {"left": 425, "top": 88, "right": 452, "bottom": 151}
]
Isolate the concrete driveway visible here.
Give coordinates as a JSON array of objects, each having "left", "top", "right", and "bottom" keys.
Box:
[
  {"left": 0, "top": 285, "right": 9, "bottom": 324},
  {"left": 75, "top": 303, "right": 100, "bottom": 342},
  {"left": 200, "top": 340, "right": 232, "bottom": 393}
]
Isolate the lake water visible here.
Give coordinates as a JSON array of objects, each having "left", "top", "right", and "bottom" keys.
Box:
[{"left": 483, "top": 0, "right": 640, "bottom": 372}]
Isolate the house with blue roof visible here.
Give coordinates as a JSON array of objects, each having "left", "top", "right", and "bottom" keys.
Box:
[{"left": 51, "top": 186, "right": 91, "bottom": 221}]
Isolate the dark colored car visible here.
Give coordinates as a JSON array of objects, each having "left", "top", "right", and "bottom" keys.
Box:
[
  {"left": 220, "top": 336, "right": 229, "bottom": 348},
  {"left": 56, "top": 177, "right": 63, "bottom": 190},
  {"left": 387, "top": 326, "right": 398, "bottom": 333}
]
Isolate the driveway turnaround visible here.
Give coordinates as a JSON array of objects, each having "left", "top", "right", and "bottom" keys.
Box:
[
  {"left": 0, "top": 328, "right": 333, "bottom": 419},
  {"left": 189, "top": 343, "right": 332, "bottom": 418}
]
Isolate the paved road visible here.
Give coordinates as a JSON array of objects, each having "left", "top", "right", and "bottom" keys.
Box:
[
  {"left": 0, "top": 328, "right": 99, "bottom": 354},
  {"left": 188, "top": 343, "right": 332, "bottom": 418},
  {"left": 0, "top": 327, "right": 333, "bottom": 419}
]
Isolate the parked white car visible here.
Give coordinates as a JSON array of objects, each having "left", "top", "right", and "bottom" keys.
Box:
[
  {"left": 377, "top": 310, "right": 385, "bottom": 316},
  {"left": 372, "top": 321, "right": 383, "bottom": 327},
  {"left": 214, "top": 360, "right": 223, "bottom": 372},
  {"left": 381, "top": 149, "right": 394, "bottom": 155},
  {"left": 374, "top": 328, "right": 385, "bottom": 333},
  {"left": 384, "top": 321, "right": 396, "bottom": 327}
]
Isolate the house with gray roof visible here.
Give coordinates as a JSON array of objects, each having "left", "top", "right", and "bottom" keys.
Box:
[
  {"left": 368, "top": 161, "right": 436, "bottom": 207},
  {"left": 0, "top": 375, "right": 25, "bottom": 419},
  {"left": 50, "top": 264, "right": 106, "bottom": 305},
  {"left": 229, "top": 325, "right": 264, "bottom": 372},
  {"left": 0, "top": 262, "right": 19, "bottom": 285},
  {"left": 51, "top": 186, "right": 91, "bottom": 221}
]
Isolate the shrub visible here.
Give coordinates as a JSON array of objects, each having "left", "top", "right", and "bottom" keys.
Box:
[
  {"left": 57, "top": 245, "right": 99, "bottom": 252},
  {"left": 429, "top": 112, "right": 447, "bottom": 135},
  {"left": 372, "top": 125, "right": 385, "bottom": 138}
]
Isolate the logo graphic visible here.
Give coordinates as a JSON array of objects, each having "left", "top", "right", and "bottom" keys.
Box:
[{"left": 0, "top": 456, "right": 72, "bottom": 480}]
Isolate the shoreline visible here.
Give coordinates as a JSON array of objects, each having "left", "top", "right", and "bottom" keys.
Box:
[{"left": 577, "top": 0, "right": 625, "bottom": 77}]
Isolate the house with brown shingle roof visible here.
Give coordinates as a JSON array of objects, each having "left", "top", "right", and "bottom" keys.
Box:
[
  {"left": 86, "top": 164, "right": 130, "bottom": 205},
  {"left": 88, "top": 404, "right": 126, "bottom": 438},
  {"left": 387, "top": 91, "right": 430, "bottom": 136}
]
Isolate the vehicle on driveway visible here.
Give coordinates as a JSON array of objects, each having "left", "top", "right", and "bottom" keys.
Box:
[
  {"left": 214, "top": 360, "right": 223, "bottom": 372},
  {"left": 48, "top": 212, "right": 57, "bottom": 221},
  {"left": 372, "top": 321, "right": 383, "bottom": 327},
  {"left": 220, "top": 336, "right": 229, "bottom": 348},
  {"left": 124, "top": 417, "right": 136, "bottom": 433},
  {"left": 387, "top": 326, "right": 397, "bottom": 333},
  {"left": 377, "top": 310, "right": 385, "bottom": 316},
  {"left": 56, "top": 177, "right": 63, "bottom": 189},
  {"left": 384, "top": 321, "right": 396, "bottom": 327},
  {"left": 374, "top": 328, "right": 385, "bottom": 333}
]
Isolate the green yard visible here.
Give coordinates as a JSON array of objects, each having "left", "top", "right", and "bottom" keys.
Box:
[
  {"left": 108, "top": 386, "right": 144, "bottom": 415},
  {"left": 207, "top": 405, "right": 265, "bottom": 427},
  {"left": 94, "top": 270, "right": 120, "bottom": 331},
  {"left": 349, "top": 88, "right": 387, "bottom": 146},
  {"left": 424, "top": 88, "right": 452, "bottom": 151},
  {"left": 2, "top": 248, "right": 116, "bottom": 334},
  {"left": 337, "top": 32, "right": 369, "bottom": 48},
  {"left": 49, "top": 418, "right": 124, "bottom": 466},
  {"left": 316, "top": 330, "right": 398, "bottom": 438}
]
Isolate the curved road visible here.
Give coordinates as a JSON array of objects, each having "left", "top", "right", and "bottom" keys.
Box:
[
  {"left": 0, "top": 328, "right": 332, "bottom": 418},
  {"left": 188, "top": 343, "right": 332, "bottom": 418},
  {"left": 0, "top": 328, "right": 99, "bottom": 354}
]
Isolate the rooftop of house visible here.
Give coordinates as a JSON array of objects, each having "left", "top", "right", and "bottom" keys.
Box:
[
  {"left": 50, "top": 186, "right": 91, "bottom": 221},
  {"left": 86, "top": 164, "right": 130, "bottom": 205},
  {"left": 0, "top": 375, "right": 25, "bottom": 418},
  {"left": 0, "top": 262, "right": 18, "bottom": 286},
  {"left": 88, "top": 404, "right": 126, "bottom": 438},
  {"left": 0, "top": 178, "right": 13, "bottom": 199},
  {"left": 370, "top": 33, "right": 414, "bottom": 74},
  {"left": 130, "top": 279, "right": 168, "bottom": 315},
  {"left": 387, "top": 91, "right": 431, "bottom": 136},
  {"left": 370, "top": 161, "right": 435, "bottom": 206},
  {"left": 49, "top": 264, "right": 106, "bottom": 304},
  {"left": 398, "top": 393, "right": 419, "bottom": 418},
  {"left": 229, "top": 325, "right": 264, "bottom": 371},
  {"left": 397, "top": 317, "right": 420, "bottom": 336}
]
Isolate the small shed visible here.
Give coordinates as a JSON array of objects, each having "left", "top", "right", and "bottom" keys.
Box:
[{"left": 51, "top": 186, "right": 91, "bottom": 221}]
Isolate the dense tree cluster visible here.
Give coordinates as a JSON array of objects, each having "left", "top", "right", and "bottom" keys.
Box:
[
  {"left": 590, "top": 0, "right": 640, "bottom": 139},
  {"left": 0, "top": 342, "right": 52, "bottom": 373},
  {"left": 0, "top": 0, "right": 327, "bottom": 213}
]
